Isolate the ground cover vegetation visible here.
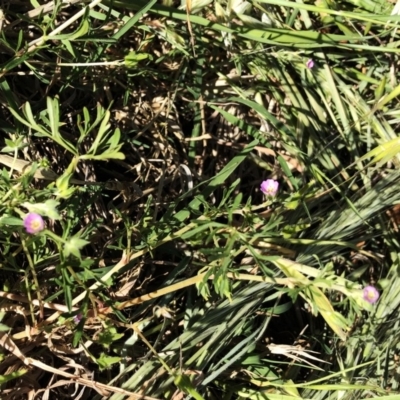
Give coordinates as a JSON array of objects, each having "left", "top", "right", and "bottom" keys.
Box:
[{"left": 1, "top": 0, "right": 400, "bottom": 399}]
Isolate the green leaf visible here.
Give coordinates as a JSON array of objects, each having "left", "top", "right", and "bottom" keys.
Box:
[
  {"left": 64, "top": 237, "right": 90, "bottom": 259},
  {"left": 97, "top": 324, "right": 124, "bottom": 349},
  {"left": 0, "top": 323, "right": 10, "bottom": 332},
  {"left": 0, "top": 370, "right": 27, "bottom": 385},
  {"left": 88, "top": 110, "right": 111, "bottom": 155},
  {"left": 375, "top": 81, "right": 400, "bottom": 111},
  {"left": 1, "top": 137, "right": 24, "bottom": 152},
  {"left": 97, "top": 353, "right": 122, "bottom": 370},
  {"left": 174, "top": 374, "right": 206, "bottom": 400},
  {"left": 61, "top": 40, "right": 76, "bottom": 57},
  {"left": 112, "top": 0, "right": 158, "bottom": 40},
  {"left": 273, "top": 258, "right": 348, "bottom": 340},
  {"left": 124, "top": 51, "right": 150, "bottom": 67},
  {"left": 50, "top": 18, "right": 90, "bottom": 41},
  {"left": 0, "top": 216, "right": 23, "bottom": 226},
  {"left": 107, "top": 127, "right": 121, "bottom": 149},
  {"left": 174, "top": 139, "right": 258, "bottom": 220},
  {"left": 23, "top": 102, "right": 42, "bottom": 131},
  {"left": 47, "top": 96, "right": 59, "bottom": 142},
  {"left": 21, "top": 200, "right": 61, "bottom": 220},
  {"left": 360, "top": 137, "right": 400, "bottom": 166},
  {"left": 80, "top": 150, "right": 125, "bottom": 161}
]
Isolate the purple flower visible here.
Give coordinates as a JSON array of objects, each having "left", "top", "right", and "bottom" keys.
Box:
[
  {"left": 306, "top": 59, "right": 314, "bottom": 69},
  {"left": 23, "top": 213, "right": 44, "bottom": 234},
  {"left": 73, "top": 313, "right": 83, "bottom": 324},
  {"left": 363, "top": 285, "right": 379, "bottom": 304},
  {"left": 260, "top": 179, "right": 279, "bottom": 197}
]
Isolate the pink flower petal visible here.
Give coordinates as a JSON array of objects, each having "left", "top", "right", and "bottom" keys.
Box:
[
  {"left": 23, "top": 213, "right": 45, "bottom": 234},
  {"left": 363, "top": 285, "right": 379, "bottom": 304},
  {"left": 260, "top": 179, "right": 279, "bottom": 197},
  {"left": 306, "top": 59, "right": 314, "bottom": 69}
]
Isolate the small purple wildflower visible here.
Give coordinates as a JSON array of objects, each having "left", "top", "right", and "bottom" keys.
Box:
[
  {"left": 363, "top": 285, "right": 379, "bottom": 304},
  {"left": 260, "top": 179, "right": 279, "bottom": 198},
  {"left": 73, "top": 313, "right": 83, "bottom": 324},
  {"left": 23, "top": 213, "right": 44, "bottom": 234},
  {"left": 306, "top": 59, "right": 314, "bottom": 69}
]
